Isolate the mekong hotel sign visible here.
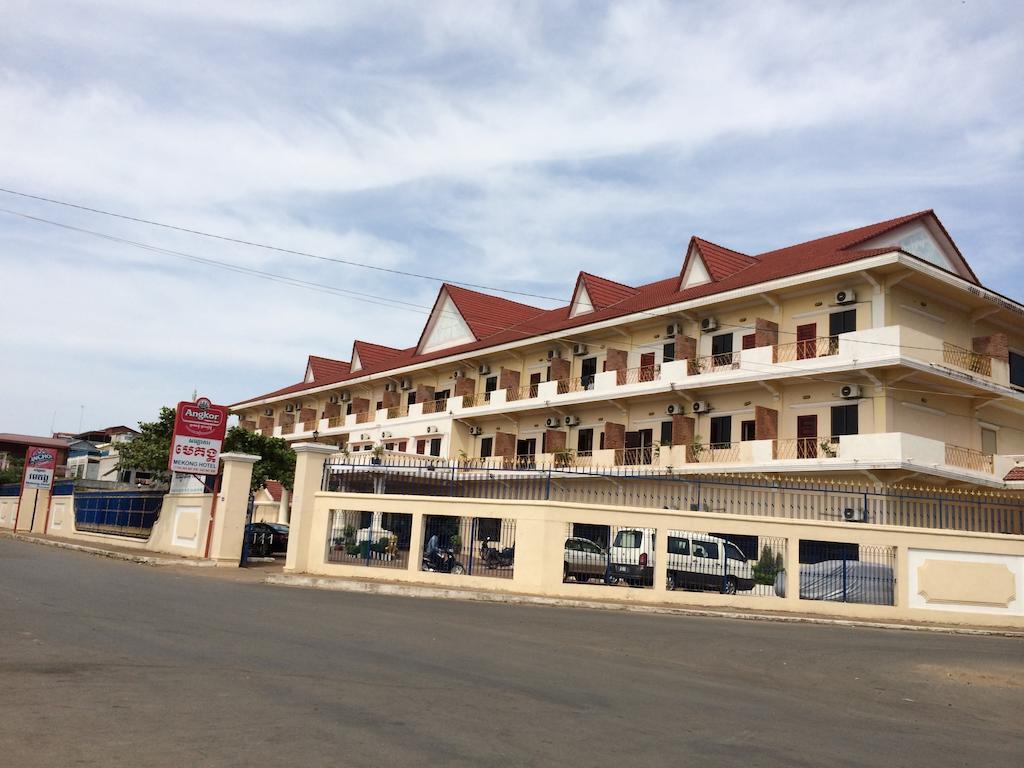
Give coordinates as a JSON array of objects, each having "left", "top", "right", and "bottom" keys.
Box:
[{"left": 169, "top": 396, "right": 229, "bottom": 475}]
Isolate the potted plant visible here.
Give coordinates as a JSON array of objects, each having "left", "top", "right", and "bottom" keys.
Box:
[
  {"left": 820, "top": 440, "right": 837, "bottom": 458},
  {"left": 687, "top": 435, "right": 704, "bottom": 463},
  {"left": 449, "top": 533, "right": 462, "bottom": 555},
  {"left": 370, "top": 442, "right": 386, "bottom": 465}
]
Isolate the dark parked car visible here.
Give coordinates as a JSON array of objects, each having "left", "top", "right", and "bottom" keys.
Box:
[{"left": 246, "top": 522, "right": 289, "bottom": 557}]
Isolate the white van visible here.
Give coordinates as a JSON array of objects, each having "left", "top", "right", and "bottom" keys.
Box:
[
  {"left": 607, "top": 528, "right": 656, "bottom": 586},
  {"left": 666, "top": 531, "right": 754, "bottom": 594}
]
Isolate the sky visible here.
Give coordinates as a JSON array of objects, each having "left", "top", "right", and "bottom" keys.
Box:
[{"left": 1, "top": 0, "right": 1022, "bottom": 435}]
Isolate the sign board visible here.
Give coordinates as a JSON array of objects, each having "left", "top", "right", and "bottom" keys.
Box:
[
  {"left": 23, "top": 446, "right": 58, "bottom": 490},
  {"left": 169, "top": 396, "right": 229, "bottom": 475}
]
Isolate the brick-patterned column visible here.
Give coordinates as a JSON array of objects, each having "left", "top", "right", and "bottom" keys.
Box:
[
  {"left": 494, "top": 431, "right": 517, "bottom": 458},
  {"left": 414, "top": 385, "right": 434, "bottom": 405},
  {"left": 675, "top": 335, "right": 697, "bottom": 374},
  {"left": 350, "top": 397, "right": 370, "bottom": 414},
  {"left": 454, "top": 376, "right": 476, "bottom": 398},
  {"left": 499, "top": 367, "right": 521, "bottom": 391},
  {"left": 382, "top": 389, "right": 400, "bottom": 410},
  {"left": 549, "top": 357, "right": 570, "bottom": 382},
  {"left": 604, "top": 349, "right": 627, "bottom": 373},
  {"left": 754, "top": 406, "right": 778, "bottom": 440},
  {"left": 240, "top": 420, "right": 257, "bottom": 431},
  {"left": 973, "top": 333, "right": 1009, "bottom": 362},
  {"left": 299, "top": 407, "right": 317, "bottom": 425},
  {"left": 279, "top": 411, "right": 295, "bottom": 426},
  {"left": 258, "top": 416, "right": 275, "bottom": 432},
  {"left": 544, "top": 429, "right": 566, "bottom": 453},
  {"left": 322, "top": 403, "right": 341, "bottom": 420},
  {"left": 671, "top": 414, "right": 694, "bottom": 446},
  {"left": 754, "top": 319, "right": 779, "bottom": 348},
  {"left": 604, "top": 422, "right": 625, "bottom": 449}
]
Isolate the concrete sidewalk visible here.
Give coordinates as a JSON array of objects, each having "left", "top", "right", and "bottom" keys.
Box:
[
  {"left": 0, "top": 530, "right": 218, "bottom": 567},
  {"left": 267, "top": 571, "right": 1024, "bottom": 638}
]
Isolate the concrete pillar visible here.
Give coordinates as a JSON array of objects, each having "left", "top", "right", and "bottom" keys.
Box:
[
  {"left": 15, "top": 487, "right": 52, "bottom": 534},
  {"left": 285, "top": 443, "right": 337, "bottom": 574},
  {"left": 754, "top": 319, "right": 779, "bottom": 348},
  {"left": 277, "top": 486, "right": 290, "bottom": 525},
  {"left": 208, "top": 452, "right": 260, "bottom": 566}
]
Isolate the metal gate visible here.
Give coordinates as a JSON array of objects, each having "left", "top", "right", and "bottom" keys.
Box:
[{"left": 73, "top": 490, "right": 164, "bottom": 538}]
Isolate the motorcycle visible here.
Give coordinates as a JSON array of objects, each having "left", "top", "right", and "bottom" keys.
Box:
[
  {"left": 479, "top": 537, "right": 515, "bottom": 569},
  {"left": 422, "top": 546, "right": 466, "bottom": 575}
]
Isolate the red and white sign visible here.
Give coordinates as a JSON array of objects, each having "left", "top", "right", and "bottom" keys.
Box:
[
  {"left": 24, "top": 446, "right": 58, "bottom": 490},
  {"left": 169, "top": 396, "right": 229, "bottom": 475}
]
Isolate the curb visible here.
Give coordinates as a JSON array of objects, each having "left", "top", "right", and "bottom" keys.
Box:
[
  {"left": 265, "top": 573, "right": 1024, "bottom": 638},
  {"left": 1, "top": 531, "right": 217, "bottom": 568}
]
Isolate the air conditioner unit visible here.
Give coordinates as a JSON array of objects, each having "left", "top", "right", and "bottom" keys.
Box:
[
  {"left": 840, "top": 384, "right": 862, "bottom": 399},
  {"left": 572, "top": 343, "right": 588, "bottom": 356},
  {"left": 665, "top": 322, "right": 681, "bottom": 337},
  {"left": 478, "top": 364, "right": 491, "bottom": 376},
  {"left": 545, "top": 416, "right": 561, "bottom": 428},
  {"left": 426, "top": 426, "right": 439, "bottom": 434},
  {"left": 359, "top": 433, "right": 371, "bottom": 441},
  {"left": 468, "top": 426, "right": 483, "bottom": 436},
  {"left": 692, "top": 400, "right": 711, "bottom": 413},
  {"left": 835, "top": 288, "right": 857, "bottom": 305},
  {"left": 547, "top": 349, "right": 562, "bottom": 360},
  {"left": 284, "top": 404, "right": 295, "bottom": 413},
  {"left": 381, "top": 431, "right": 393, "bottom": 439},
  {"left": 700, "top": 317, "right": 718, "bottom": 332},
  {"left": 843, "top": 507, "right": 867, "bottom": 523},
  {"left": 384, "top": 382, "right": 397, "bottom": 392},
  {"left": 339, "top": 392, "right": 352, "bottom": 402},
  {"left": 452, "top": 370, "right": 463, "bottom": 379},
  {"left": 263, "top": 408, "right": 274, "bottom": 416},
  {"left": 666, "top": 403, "right": 685, "bottom": 416},
  {"left": 564, "top": 415, "right": 581, "bottom": 427},
  {"left": 400, "top": 378, "right": 412, "bottom": 390},
  {"left": 327, "top": 394, "right": 339, "bottom": 404}
]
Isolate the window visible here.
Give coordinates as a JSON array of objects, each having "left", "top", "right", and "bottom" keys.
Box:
[
  {"left": 429, "top": 438, "right": 442, "bottom": 457},
  {"left": 581, "top": 357, "right": 598, "bottom": 388},
  {"left": 830, "top": 404, "right": 859, "bottom": 437},
  {"left": 476, "top": 517, "right": 501, "bottom": 541},
  {"left": 480, "top": 437, "right": 493, "bottom": 458},
  {"left": 1010, "top": 351, "right": 1024, "bottom": 388},
  {"left": 663, "top": 342, "right": 675, "bottom": 363},
  {"left": 407, "top": 391, "right": 417, "bottom": 406},
  {"left": 375, "top": 401, "right": 382, "bottom": 411},
  {"left": 829, "top": 309, "right": 857, "bottom": 337},
  {"left": 711, "top": 333, "right": 734, "bottom": 362},
  {"left": 484, "top": 376, "right": 498, "bottom": 401},
  {"left": 660, "top": 420, "right": 673, "bottom": 446},
  {"left": 565, "top": 539, "right": 580, "bottom": 552},
  {"left": 435, "top": 389, "right": 449, "bottom": 402},
  {"left": 725, "top": 543, "right": 746, "bottom": 562},
  {"left": 742, "top": 333, "right": 756, "bottom": 350},
  {"left": 416, "top": 439, "right": 426, "bottom": 454},
  {"left": 741, "top": 420, "right": 756, "bottom": 441},
  {"left": 397, "top": 440, "right": 407, "bottom": 452},
  {"left": 710, "top": 415, "right": 732, "bottom": 446},
  {"left": 667, "top": 536, "right": 690, "bottom": 555},
  {"left": 577, "top": 428, "right": 593, "bottom": 453},
  {"left": 981, "top": 428, "right": 997, "bottom": 456},
  {"left": 692, "top": 540, "right": 719, "bottom": 559},
  {"left": 612, "top": 530, "right": 642, "bottom": 548}
]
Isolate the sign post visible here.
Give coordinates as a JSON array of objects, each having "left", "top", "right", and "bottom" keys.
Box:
[
  {"left": 20, "top": 446, "right": 57, "bottom": 532},
  {"left": 169, "top": 396, "right": 229, "bottom": 476}
]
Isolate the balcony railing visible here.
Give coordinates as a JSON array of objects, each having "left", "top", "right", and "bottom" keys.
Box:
[
  {"left": 505, "top": 383, "right": 539, "bottom": 402},
  {"left": 302, "top": 420, "right": 317, "bottom": 432},
  {"left": 555, "top": 375, "right": 597, "bottom": 394},
  {"left": 556, "top": 449, "right": 593, "bottom": 468},
  {"left": 942, "top": 343, "right": 992, "bottom": 377},
  {"left": 355, "top": 410, "right": 374, "bottom": 424},
  {"left": 505, "top": 453, "right": 538, "bottom": 470},
  {"left": 328, "top": 416, "right": 345, "bottom": 428},
  {"left": 686, "top": 442, "right": 741, "bottom": 463},
  {"left": 773, "top": 336, "right": 839, "bottom": 364},
  {"left": 772, "top": 436, "right": 839, "bottom": 460},
  {"left": 386, "top": 404, "right": 409, "bottom": 419},
  {"left": 280, "top": 422, "right": 295, "bottom": 435},
  {"left": 615, "top": 364, "right": 661, "bottom": 385},
  {"left": 240, "top": 420, "right": 257, "bottom": 432},
  {"left": 689, "top": 353, "right": 740, "bottom": 375},
  {"left": 944, "top": 443, "right": 994, "bottom": 474},
  {"left": 617, "top": 446, "right": 655, "bottom": 466},
  {"left": 422, "top": 398, "right": 448, "bottom": 415}
]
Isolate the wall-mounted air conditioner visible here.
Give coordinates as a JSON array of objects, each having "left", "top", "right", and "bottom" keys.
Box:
[
  {"left": 263, "top": 408, "right": 274, "bottom": 416},
  {"left": 843, "top": 507, "right": 866, "bottom": 523},
  {"left": 547, "top": 349, "right": 562, "bottom": 360},
  {"left": 700, "top": 317, "right": 718, "bottom": 332},
  {"left": 328, "top": 395, "right": 339, "bottom": 404},
  {"left": 339, "top": 392, "right": 352, "bottom": 402},
  {"left": 564, "top": 415, "right": 581, "bottom": 427},
  {"left": 692, "top": 400, "right": 712, "bottom": 413},
  {"left": 468, "top": 426, "right": 483, "bottom": 436},
  {"left": 359, "top": 433, "right": 371, "bottom": 441},
  {"left": 840, "top": 384, "right": 862, "bottom": 399},
  {"left": 284, "top": 404, "right": 295, "bottom": 413},
  {"left": 665, "top": 322, "right": 681, "bottom": 337},
  {"left": 835, "top": 288, "right": 857, "bottom": 305},
  {"left": 452, "top": 370, "right": 463, "bottom": 379},
  {"left": 426, "top": 425, "right": 439, "bottom": 434},
  {"left": 384, "top": 382, "right": 397, "bottom": 392},
  {"left": 478, "top": 364, "right": 491, "bottom": 376},
  {"left": 400, "top": 378, "right": 412, "bottom": 390},
  {"left": 381, "top": 431, "right": 393, "bottom": 439},
  {"left": 545, "top": 416, "right": 561, "bottom": 428},
  {"left": 666, "top": 403, "right": 685, "bottom": 416},
  {"left": 572, "top": 343, "right": 588, "bottom": 356}
]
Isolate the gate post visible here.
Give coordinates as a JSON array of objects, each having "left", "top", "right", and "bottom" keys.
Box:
[
  {"left": 208, "top": 452, "right": 260, "bottom": 566},
  {"left": 285, "top": 443, "right": 337, "bottom": 574}
]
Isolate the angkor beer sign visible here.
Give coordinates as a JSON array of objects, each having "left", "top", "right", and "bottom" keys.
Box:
[
  {"left": 23, "top": 446, "right": 57, "bottom": 490},
  {"left": 169, "top": 396, "right": 229, "bottom": 475}
]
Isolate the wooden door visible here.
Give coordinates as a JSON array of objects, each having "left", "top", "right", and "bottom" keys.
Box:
[
  {"left": 797, "top": 414, "right": 818, "bottom": 458},
  {"left": 640, "top": 351, "right": 656, "bottom": 382},
  {"left": 796, "top": 323, "right": 816, "bottom": 360}
]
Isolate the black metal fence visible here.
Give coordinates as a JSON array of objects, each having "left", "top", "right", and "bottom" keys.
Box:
[
  {"left": 327, "top": 510, "right": 412, "bottom": 569},
  {"left": 421, "top": 515, "right": 515, "bottom": 579},
  {"left": 73, "top": 490, "right": 164, "bottom": 538},
  {"left": 321, "top": 461, "right": 1024, "bottom": 535},
  {"left": 784, "top": 540, "right": 896, "bottom": 606}
]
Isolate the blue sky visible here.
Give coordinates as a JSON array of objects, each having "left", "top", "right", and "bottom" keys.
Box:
[{"left": 1, "top": 0, "right": 1022, "bottom": 435}]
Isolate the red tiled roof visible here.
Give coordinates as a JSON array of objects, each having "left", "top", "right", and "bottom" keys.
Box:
[
  {"left": 688, "top": 238, "right": 759, "bottom": 281},
  {"left": 307, "top": 355, "right": 350, "bottom": 382},
  {"left": 232, "top": 211, "right": 982, "bottom": 408},
  {"left": 263, "top": 479, "right": 284, "bottom": 502},
  {"left": 576, "top": 272, "right": 638, "bottom": 310},
  {"left": 1004, "top": 466, "right": 1024, "bottom": 482}
]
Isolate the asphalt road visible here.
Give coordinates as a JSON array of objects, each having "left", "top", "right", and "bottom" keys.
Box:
[{"left": 1, "top": 538, "right": 1022, "bottom": 768}]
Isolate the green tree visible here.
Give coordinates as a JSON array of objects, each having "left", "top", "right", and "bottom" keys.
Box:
[
  {"left": 222, "top": 427, "right": 296, "bottom": 491},
  {"left": 0, "top": 456, "right": 25, "bottom": 485},
  {"left": 115, "top": 407, "right": 176, "bottom": 477},
  {"left": 752, "top": 544, "right": 783, "bottom": 586}
]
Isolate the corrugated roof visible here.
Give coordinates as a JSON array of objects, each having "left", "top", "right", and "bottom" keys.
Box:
[{"left": 232, "top": 211, "right": 979, "bottom": 408}]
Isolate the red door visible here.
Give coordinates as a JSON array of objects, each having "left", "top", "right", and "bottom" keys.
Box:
[
  {"left": 796, "top": 324, "right": 816, "bottom": 360},
  {"left": 640, "top": 351, "right": 656, "bottom": 382},
  {"left": 797, "top": 415, "right": 818, "bottom": 458},
  {"left": 742, "top": 333, "right": 756, "bottom": 350}
]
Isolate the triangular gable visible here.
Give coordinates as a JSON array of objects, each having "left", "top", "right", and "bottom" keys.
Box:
[
  {"left": 680, "top": 243, "right": 712, "bottom": 290},
  {"left": 679, "top": 238, "right": 757, "bottom": 291},
  {"left": 417, "top": 288, "right": 476, "bottom": 354},
  {"left": 350, "top": 347, "right": 362, "bottom": 372},
  {"left": 858, "top": 214, "right": 977, "bottom": 283},
  {"left": 569, "top": 280, "right": 595, "bottom": 317}
]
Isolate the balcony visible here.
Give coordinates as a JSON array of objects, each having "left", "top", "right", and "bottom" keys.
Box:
[
  {"left": 280, "top": 422, "right": 295, "bottom": 435},
  {"left": 772, "top": 337, "right": 838, "bottom": 364},
  {"left": 422, "top": 398, "right": 448, "bottom": 415},
  {"left": 386, "top": 404, "right": 409, "bottom": 420},
  {"left": 945, "top": 443, "right": 994, "bottom": 474},
  {"left": 355, "top": 410, "right": 374, "bottom": 424},
  {"left": 942, "top": 343, "right": 992, "bottom": 377}
]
